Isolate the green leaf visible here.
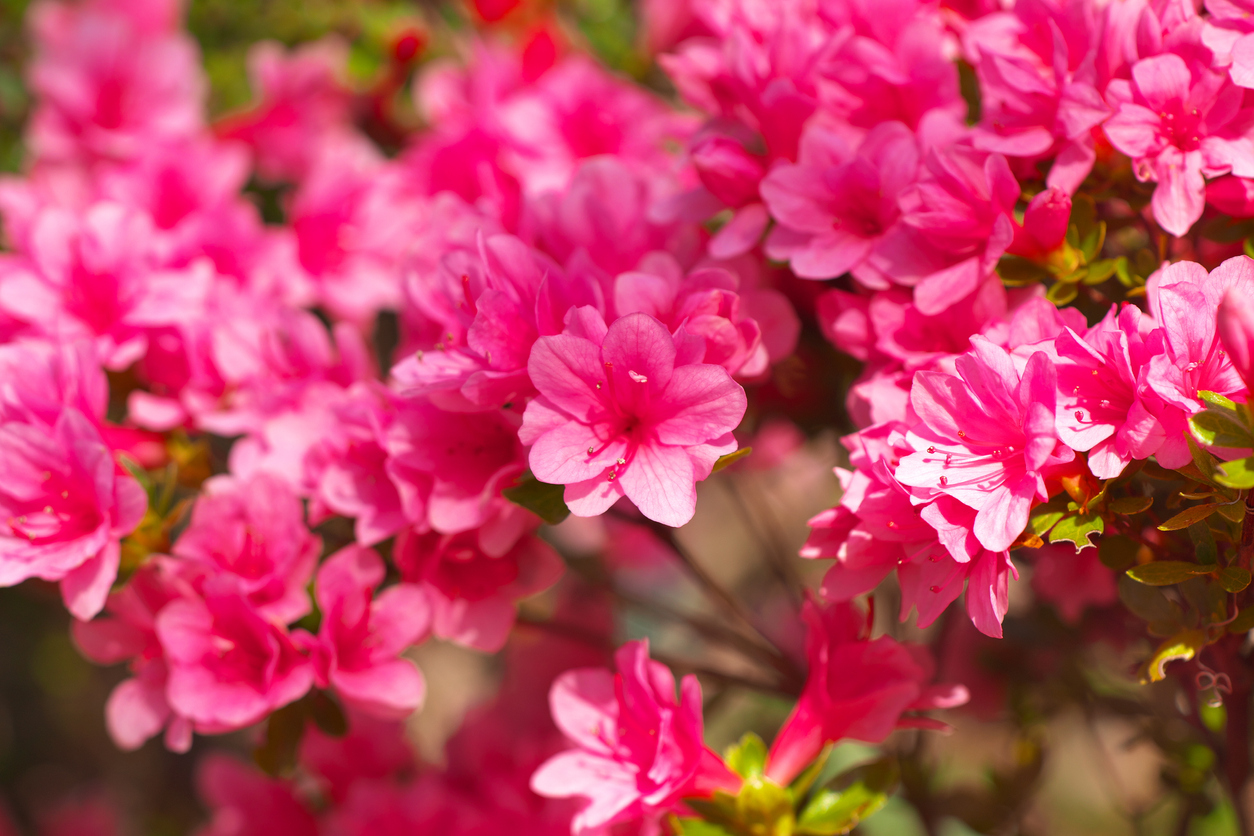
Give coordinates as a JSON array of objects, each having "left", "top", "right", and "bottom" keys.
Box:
[
  {"left": 1118, "top": 575, "right": 1184, "bottom": 635},
  {"left": 1028, "top": 497, "right": 1068, "bottom": 537},
  {"left": 1227, "top": 605, "right": 1254, "bottom": 633},
  {"left": 1045, "top": 281, "right": 1078, "bottom": 306},
  {"left": 1219, "top": 567, "right": 1252, "bottom": 593},
  {"left": 1082, "top": 258, "right": 1119, "bottom": 285},
  {"left": 1158, "top": 504, "right": 1219, "bottom": 531},
  {"left": 713, "top": 446, "right": 753, "bottom": 473},
  {"left": 1126, "top": 561, "right": 1213, "bottom": 586},
  {"left": 502, "top": 472, "right": 571, "bottom": 525},
  {"left": 1186, "top": 435, "right": 1222, "bottom": 485},
  {"left": 1049, "top": 512, "right": 1104, "bottom": 549},
  {"left": 1198, "top": 391, "right": 1240, "bottom": 412},
  {"left": 1098, "top": 535, "right": 1139, "bottom": 571},
  {"left": 788, "top": 743, "right": 834, "bottom": 802},
  {"left": 1145, "top": 629, "right": 1209, "bottom": 683},
  {"left": 997, "top": 255, "right": 1052, "bottom": 287},
  {"left": 1190, "top": 411, "right": 1254, "bottom": 449},
  {"left": 669, "top": 818, "right": 736, "bottom": 836},
  {"left": 725, "top": 732, "right": 768, "bottom": 779},
  {"left": 1080, "top": 220, "right": 1107, "bottom": 262},
  {"left": 1189, "top": 521, "right": 1218, "bottom": 566},
  {"left": 253, "top": 700, "right": 306, "bottom": 776},
  {"left": 735, "top": 777, "right": 794, "bottom": 835},
  {"left": 1109, "top": 496, "right": 1153, "bottom": 515},
  {"left": 1217, "top": 456, "right": 1254, "bottom": 489},
  {"left": 798, "top": 760, "right": 898, "bottom": 836}
]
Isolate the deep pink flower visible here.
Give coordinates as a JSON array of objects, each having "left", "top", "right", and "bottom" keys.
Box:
[
  {"left": 1028, "top": 544, "right": 1117, "bottom": 623},
  {"left": 1054, "top": 303, "right": 1172, "bottom": 478},
  {"left": 895, "top": 338, "right": 1074, "bottom": 552},
  {"left": 520, "top": 311, "right": 747, "bottom": 527},
  {"left": 0, "top": 407, "right": 146, "bottom": 620},
  {"left": 761, "top": 121, "right": 920, "bottom": 285},
  {"left": 765, "top": 598, "right": 967, "bottom": 785},
  {"left": 1219, "top": 280, "right": 1254, "bottom": 389},
  {"left": 156, "top": 580, "right": 314, "bottom": 733},
  {"left": 394, "top": 526, "right": 564, "bottom": 653},
  {"left": 172, "top": 473, "right": 320, "bottom": 624},
  {"left": 195, "top": 755, "right": 318, "bottom": 836},
  {"left": 531, "top": 639, "right": 738, "bottom": 835},
  {"left": 896, "top": 539, "right": 1018, "bottom": 637},
  {"left": 1104, "top": 53, "right": 1254, "bottom": 236},
  {"left": 1006, "top": 188, "right": 1072, "bottom": 259},
  {"left": 302, "top": 545, "right": 431, "bottom": 719}
]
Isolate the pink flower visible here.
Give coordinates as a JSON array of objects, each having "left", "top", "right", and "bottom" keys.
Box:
[
  {"left": 195, "top": 755, "right": 318, "bottom": 836},
  {"left": 1006, "top": 188, "right": 1072, "bottom": 259},
  {"left": 531, "top": 639, "right": 738, "bottom": 835},
  {"left": 1145, "top": 258, "right": 1249, "bottom": 449},
  {"left": 171, "top": 473, "right": 320, "bottom": 624},
  {"left": 394, "top": 526, "right": 564, "bottom": 652},
  {"left": 1054, "top": 303, "right": 1172, "bottom": 478},
  {"left": 1103, "top": 53, "right": 1254, "bottom": 236},
  {"left": 1028, "top": 544, "right": 1117, "bottom": 623},
  {"left": 156, "top": 580, "right": 314, "bottom": 733},
  {"left": 613, "top": 256, "right": 771, "bottom": 378},
  {"left": 215, "top": 38, "right": 353, "bottom": 183},
  {"left": 880, "top": 145, "right": 1019, "bottom": 314},
  {"left": 72, "top": 558, "right": 195, "bottom": 751},
  {"left": 25, "top": 0, "right": 204, "bottom": 163},
  {"left": 0, "top": 202, "right": 211, "bottom": 370},
  {"left": 895, "top": 338, "right": 1074, "bottom": 552},
  {"left": 765, "top": 598, "right": 968, "bottom": 785},
  {"left": 520, "top": 311, "right": 747, "bottom": 527},
  {"left": 761, "top": 121, "right": 920, "bottom": 285},
  {"left": 386, "top": 395, "right": 527, "bottom": 535},
  {"left": 302, "top": 545, "right": 431, "bottom": 719},
  {"left": 1219, "top": 280, "right": 1254, "bottom": 389},
  {"left": 0, "top": 406, "right": 146, "bottom": 620}
]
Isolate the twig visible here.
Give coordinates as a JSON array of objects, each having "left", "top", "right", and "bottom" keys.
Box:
[{"left": 724, "top": 478, "right": 806, "bottom": 607}]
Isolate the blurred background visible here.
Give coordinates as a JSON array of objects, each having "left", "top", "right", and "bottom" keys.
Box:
[{"left": 0, "top": 1, "right": 1246, "bottom": 834}]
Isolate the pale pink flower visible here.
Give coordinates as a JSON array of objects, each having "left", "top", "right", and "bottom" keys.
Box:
[
  {"left": 766, "top": 598, "right": 968, "bottom": 785},
  {"left": 1219, "top": 280, "right": 1254, "bottom": 389},
  {"left": 520, "top": 311, "right": 747, "bottom": 527},
  {"left": 1103, "top": 53, "right": 1254, "bottom": 236},
  {"left": 25, "top": 0, "right": 204, "bottom": 163},
  {"left": 302, "top": 545, "right": 431, "bottom": 719},
  {"left": 156, "top": 580, "right": 313, "bottom": 734},
  {"left": 0, "top": 202, "right": 211, "bottom": 370},
  {"left": 895, "top": 338, "right": 1074, "bottom": 552},
  {"left": 531, "top": 639, "right": 738, "bottom": 835},
  {"left": 172, "top": 473, "right": 320, "bottom": 624},
  {"left": 761, "top": 121, "right": 920, "bottom": 285}
]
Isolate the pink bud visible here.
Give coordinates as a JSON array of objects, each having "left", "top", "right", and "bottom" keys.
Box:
[
  {"left": 1206, "top": 176, "right": 1254, "bottom": 219},
  {"left": 690, "top": 135, "right": 766, "bottom": 208},
  {"left": 1219, "top": 284, "right": 1254, "bottom": 390},
  {"left": 1009, "top": 187, "right": 1070, "bottom": 257}
]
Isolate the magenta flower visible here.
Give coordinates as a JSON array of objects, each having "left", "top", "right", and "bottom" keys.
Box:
[
  {"left": 0, "top": 406, "right": 146, "bottom": 620},
  {"left": 520, "top": 311, "right": 747, "bottom": 527},
  {"left": 302, "top": 545, "right": 431, "bottom": 720},
  {"left": 1219, "top": 281, "right": 1254, "bottom": 390},
  {"left": 766, "top": 598, "right": 967, "bottom": 785},
  {"left": 895, "top": 338, "right": 1074, "bottom": 553},
  {"left": 172, "top": 473, "right": 320, "bottom": 624},
  {"left": 155, "top": 581, "right": 313, "bottom": 734},
  {"left": 761, "top": 121, "right": 920, "bottom": 285},
  {"left": 1103, "top": 53, "right": 1254, "bottom": 236},
  {"left": 1054, "top": 304, "right": 1172, "bottom": 478},
  {"left": 531, "top": 639, "right": 738, "bottom": 835}
]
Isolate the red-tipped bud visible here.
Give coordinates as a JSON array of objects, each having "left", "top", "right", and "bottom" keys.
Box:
[
  {"left": 1009, "top": 187, "right": 1070, "bottom": 258},
  {"left": 691, "top": 135, "right": 766, "bottom": 208},
  {"left": 1219, "top": 283, "right": 1254, "bottom": 391}
]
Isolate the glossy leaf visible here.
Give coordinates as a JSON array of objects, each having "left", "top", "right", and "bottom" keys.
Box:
[
  {"left": 1126, "top": 561, "right": 1212, "bottom": 586},
  {"left": 1109, "top": 496, "right": 1153, "bottom": 515},
  {"left": 1217, "top": 457, "right": 1254, "bottom": 489},
  {"left": 1158, "top": 504, "right": 1218, "bottom": 531},
  {"left": 502, "top": 472, "right": 571, "bottom": 525},
  {"left": 726, "top": 732, "right": 768, "bottom": 779},
  {"left": 1218, "top": 567, "right": 1252, "bottom": 593},
  {"left": 1145, "top": 629, "right": 1209, "bottom": 683},
  {"left": 1049, "top": 512, "right": 1103, "bottom": 549},
  {"left": 1190, "top": 411, "right": 1254, "bottom": 449},
  {"left": 713, "top": 447, "right": 753, "bottom": 473}
]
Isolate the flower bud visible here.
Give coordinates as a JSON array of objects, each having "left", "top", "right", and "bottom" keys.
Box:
[
  {"left": 691, "top": 135, "right": 766, "bottom": 208},
  {"left": 1206, "top": 175, "right": 1254, "bottom": 219},
  {"left": 1218, "top": 284, "right": 1254, "bottom": 391},
  {"left": 1008, "top": 187, "right": 1070, "bottom": 258}
]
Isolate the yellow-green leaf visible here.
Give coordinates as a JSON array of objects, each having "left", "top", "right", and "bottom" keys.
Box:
[
  {"left": 1126, "top": 561, "right": 1213, "bottom": 585},
  {"left": 713, "top": 446, "right": 753, "bottom": 473},
  {"left": 1109, "top": 496, "right": 1153, "bottom": 515},
  {"left": 1219, "top": 567, "right": 1252, "bottom": 593},
  {"left": 1158, "top": 504, "right": 1219, "bottom": 531}
]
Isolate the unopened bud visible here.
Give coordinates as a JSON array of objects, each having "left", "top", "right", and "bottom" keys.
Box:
[{"left": 691, "top": 135, "right": 766, "bottom": 209}]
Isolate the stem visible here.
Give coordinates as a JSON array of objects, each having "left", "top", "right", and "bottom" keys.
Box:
[
  {"left": 724, "top": 478, "right": 806, "bottom": 608},
  {"left": 1226, "top": 683, "right": 1252, "bottom": 836},
  {"left": 1238, "top": 491, "right": 1254, "bottom": 571}
]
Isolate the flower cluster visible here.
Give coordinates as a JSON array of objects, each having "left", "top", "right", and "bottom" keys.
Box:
[{"left": 9, "top": 0, "right": 1254, "bottom": 831}]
